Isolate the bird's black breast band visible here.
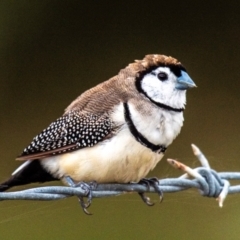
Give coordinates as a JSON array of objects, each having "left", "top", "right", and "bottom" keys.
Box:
[{"left": 123, "top": 103, "right": 167, "bottom": 154}]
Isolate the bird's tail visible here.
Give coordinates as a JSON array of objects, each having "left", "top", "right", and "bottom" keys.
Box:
[{"left": 0, "top": 160, "right": 57, "bottom": 192}]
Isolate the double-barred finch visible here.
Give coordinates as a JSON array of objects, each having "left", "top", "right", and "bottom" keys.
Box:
[{"left": 1, "top": 54, "right": 196, "bottom": 212}]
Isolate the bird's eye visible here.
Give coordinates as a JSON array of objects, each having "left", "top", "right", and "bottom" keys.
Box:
[{"left": 157, "top": 72, "right": 168, "bottom": 81}]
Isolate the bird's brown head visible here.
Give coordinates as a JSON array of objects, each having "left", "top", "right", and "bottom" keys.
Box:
[{"left": 126, "top": 54, "right": 186, "bottom": 79}]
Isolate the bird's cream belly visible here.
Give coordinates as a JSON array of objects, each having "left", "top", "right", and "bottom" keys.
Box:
[{"left": 42, "top": 130, "right": 164, "bottom": 183}]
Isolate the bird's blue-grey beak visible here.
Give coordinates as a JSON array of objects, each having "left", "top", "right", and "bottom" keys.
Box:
[{"left": 176, "top": 71, "right": 196, "bottom": 90}]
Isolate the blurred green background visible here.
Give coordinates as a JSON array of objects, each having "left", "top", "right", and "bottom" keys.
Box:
[{"left": 1, "top": 1, "right": 240, "bottom": 239}]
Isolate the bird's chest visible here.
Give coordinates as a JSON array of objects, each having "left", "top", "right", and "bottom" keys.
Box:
[{"left": 126, "top": 103, "right": 184, "bottom": 147}]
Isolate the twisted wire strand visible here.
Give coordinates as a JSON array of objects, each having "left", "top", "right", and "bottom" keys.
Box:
[{"left": 0, "top": 144, "right": 237, "bottom": 207}]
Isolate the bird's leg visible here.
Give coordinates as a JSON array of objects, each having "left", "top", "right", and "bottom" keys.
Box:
[
  {"left": 64, "top": 176, "right": 97, "bottom": 215},
  {"left": 138, "top": 177, "right": 163, "bottom": 206}
]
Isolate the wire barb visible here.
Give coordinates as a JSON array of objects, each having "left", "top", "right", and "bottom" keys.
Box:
[{"left": 0, "top": 144, "right": 238, "bottom": 211}]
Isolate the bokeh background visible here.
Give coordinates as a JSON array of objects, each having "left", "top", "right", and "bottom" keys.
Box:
[{"left": 1, "top": 1, "right": 240, "bottom": 239}]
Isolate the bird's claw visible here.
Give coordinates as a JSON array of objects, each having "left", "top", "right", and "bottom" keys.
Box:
[
  {"left": 138, "top": 192, "right": 155, "bottom": 206},
  {"left": 78, "top": 196, "right": 92, "bottom": 215},
  {"left": 64, "top": 176, "right": 97, "bottom": 215},
  {"left": 138, "top": 177, "right": 163, "bottom": 206},
  {"left": 76, "top": 182, "right": 93, "bottom": 215}
]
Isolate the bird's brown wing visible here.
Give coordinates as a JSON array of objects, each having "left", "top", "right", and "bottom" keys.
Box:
[{"left": 16, "top": 111, "right": 112, "bottom": 161}]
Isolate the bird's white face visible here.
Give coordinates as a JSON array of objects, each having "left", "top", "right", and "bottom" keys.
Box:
[{"left": 140, "top": 66, "right": 193, "bottom": 109}]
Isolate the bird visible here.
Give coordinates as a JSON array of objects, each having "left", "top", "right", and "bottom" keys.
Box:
[{"left": 0, "top": 54, "right": 196, "bottom": 213}]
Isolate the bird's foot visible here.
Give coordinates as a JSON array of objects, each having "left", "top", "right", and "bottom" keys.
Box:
[
  {"left": 138, "top": 177, "right": 163, "bottom": 206},
  {"left": 77, "top": 182, "right": 94, "bottom": 215},
  {"left": 64, "top": 176, "right": 97, "bottom": 215}
]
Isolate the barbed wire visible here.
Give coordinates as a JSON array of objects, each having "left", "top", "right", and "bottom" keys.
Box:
[{"left": 1, "top": 144, "right": 240, "bottom": 211}]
